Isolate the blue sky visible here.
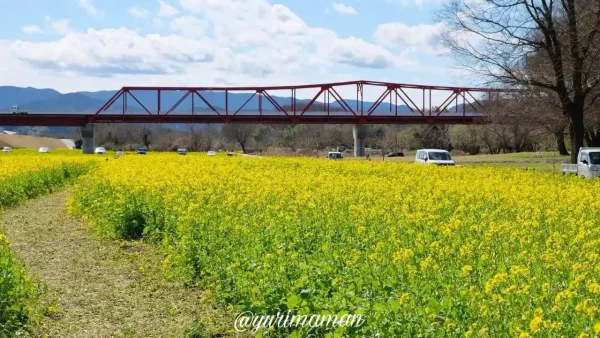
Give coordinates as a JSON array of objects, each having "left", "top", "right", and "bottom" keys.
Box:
[{"left": 0, "top": 0, "right": 469, "bottom": 101}]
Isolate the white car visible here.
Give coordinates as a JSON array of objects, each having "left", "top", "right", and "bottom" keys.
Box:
[
  {"left": 415, "top": 149, "right": 455, "bottom": 166},
  {"left": 207, "top": 151, "right": 216, "bottom": 156},
  {"left": 94, "top": 147, "right": 106, "bottom": 154},
  {"left": 2, "top": 146, "right": 11, "bottom": 152},
  {"left": 38, "top": 147, "right": 50, "bottom": 153},
  {"left": 177, "top": 148, "right": 188, "bottom": 155}
]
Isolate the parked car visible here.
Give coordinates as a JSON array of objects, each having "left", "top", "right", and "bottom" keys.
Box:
[
  {"left": 38, "top": 147, "right": 50, "bottom": 153},
  {"left": 2, "top": 146, "right": 11, "bottom": 152},
  {"left": 94, "top": 147, "right": 106, "bottom": 154},
  {"left": 136, "top": 147, "right": 147, "bottom": 155},
  {"left": 207, "top": 151, "right": 216, "bottom": 156},
  {"left": 387, "top": 151, "right": 404, "bottom": 157},
  {"left": 328, "top": 151, "right": 343, "bottom": 160},
  {"left": 415, "top": 149, "right": 455, "bottom": 166},
  {"left": 177, "top": 148, "right": 188, "bottom": 155},
  {"left": 562, "top": 147, "right": 600, "bottom": 178}
]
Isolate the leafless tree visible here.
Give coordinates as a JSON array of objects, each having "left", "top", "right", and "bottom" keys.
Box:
[
  {"left": 451, "top": 125, "right": 482, "bottom": 154},
  {"left": 381, "top": 125, "right": 407, "bottom": 153},
  {"left": 584, "top": 87, "right": 600, "bottom": 146},
  {"left": 138, "top": 124, "right": 153, "bottom": 148},
  {"left": 221, "top": 123, "right": 256, "bottom": 153},
  {"left": 438, "top": 0, "right": 600, "bottom": 162},
  {"left": 202, "top": 124, "right": 220, "bottom": 151},
  {"left": 518, "top": 90, "right": 571, "bottom": 154},
  {"left": 188, "top": 124, "right": 203, "bottom": 151}
]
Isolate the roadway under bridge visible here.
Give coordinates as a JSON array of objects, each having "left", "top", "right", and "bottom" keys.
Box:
[{"left": 0, "top": 80, "right": 510, "bottom": 155}]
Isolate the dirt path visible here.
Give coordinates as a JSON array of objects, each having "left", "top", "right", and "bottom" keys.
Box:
[{"left": 1, "top": 190, "right": 236, "bottom": 338}]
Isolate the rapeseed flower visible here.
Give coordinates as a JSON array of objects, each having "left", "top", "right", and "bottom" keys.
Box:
[{"left": 67, "top": 154, "right": 600, "bottom": 336}]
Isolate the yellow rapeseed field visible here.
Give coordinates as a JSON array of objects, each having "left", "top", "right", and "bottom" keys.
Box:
[
  {"left": 0, "top": 151, "right": 98, "bottom": 207},
  {"left": 0, "top": 150, "right": 95, "bottom": 176},
  {"left": 69, "top": 154, "right": 600, "bottom": 337},
  {"left": 0, "top": 150, "right": 98, "bottom": 335}
]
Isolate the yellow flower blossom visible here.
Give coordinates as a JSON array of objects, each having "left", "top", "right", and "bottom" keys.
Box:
[
  {"left": 530, "top": 316, "right": 542, "bottom": 333},
  {"left": 594, "top": 322, "right": 600, "bottom": 334}
]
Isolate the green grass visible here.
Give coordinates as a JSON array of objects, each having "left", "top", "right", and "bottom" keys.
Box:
[
  {"left": 461, "top": 162, "right": 563, "bottom": 172},
  {"left": 2, "top": 191, "right": 240, "bottom": 337},
  {"left": 348, "top": 151, "right": 570, "bottom": 172},
  {"left": 453, "top": 151, "right": 569, "bottom": 163}
]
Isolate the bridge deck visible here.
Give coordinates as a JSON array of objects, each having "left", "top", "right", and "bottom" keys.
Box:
[{"left": 0, "top": 112, "right": 486, "bottom": 126}]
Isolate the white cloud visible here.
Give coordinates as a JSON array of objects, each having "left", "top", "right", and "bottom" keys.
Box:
[
  {"left": 44, "top": 15, "right": 51, "bottom": 23},
  {"left": 374, "top": 22, "right": 446, "bottom": 54},
  {"left": 333, "top": 3, "right": 358, "bottom": 15},
  {"left": 158, "top": 0, "right": 180, "bottom": 17},
  {"left": 9, "top": 28, "right": 215, "bottom": 76},
  {"left": 178, "top": 0, "right": 310, "bottom": 47},
  {"left": 79, "top": 0, "right": 103, "bottom": 18},
  {"left": 1, "top": 0, "right": 427, "bottom": 93},
  {"left": 175, "top": 0, "right": 393, "bottom": 70},
  {"left": 50, "top": 19, "right": 73, "bottom": 35},
  {"left": 23, "top": 25, "right": 42, "bottom": 35},
  {"left": 319, "top": 36, "right": 406, "bottom": 68},
  {"left": 169, "top": 16, "right": 209, "bottom": 38},
  {"left": 130, "top": 6, "right": 150, "bottom": 18}
]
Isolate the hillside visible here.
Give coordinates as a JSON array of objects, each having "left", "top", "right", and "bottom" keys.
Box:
[
  {"left": 14, "top": 93, "right": 106, "bottom": 112},
  {"left": 0, "top": 86, "right": 60, "bottom": 109}
]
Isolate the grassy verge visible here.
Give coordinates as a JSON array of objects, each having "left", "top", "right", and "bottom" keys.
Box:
[
  {"left": 461, "top": 162, "right": 563, "bottom": 172},
  {"left": 2, "top": 191, "right": 239, "bottom": 337},
  {"left": 0, "top": 162, "right": 95, "bottom": 336},
  {"left": 347, "top": 151, "right": 569, "bottom": 172}
]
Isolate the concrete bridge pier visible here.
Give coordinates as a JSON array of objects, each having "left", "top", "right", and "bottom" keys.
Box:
[
  {"left": 353, "top": 124, "right": 368, "bottom": 157},
  {"left": 81, "top": 123, "right": 95, "bottom": 154}
]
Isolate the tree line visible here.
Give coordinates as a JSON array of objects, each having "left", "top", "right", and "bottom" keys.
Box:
[
  {"left": 438, "top": 0, "right": 600, "bottom": 162},
  {"left": 83, "top": 121, "right": 559, "bottom": 156}
]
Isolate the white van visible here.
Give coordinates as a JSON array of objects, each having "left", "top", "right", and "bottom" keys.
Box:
[
  {"left": 38, "top": 147, "right": 50, "bottom": 153},
  {"left": 94, "top": 147, "right": 106, "bottom": 154},
  {"left": 415, "top": 149, "right": 455, "bottom": 166}
]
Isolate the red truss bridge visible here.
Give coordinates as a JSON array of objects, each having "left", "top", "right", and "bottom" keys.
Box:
[{"left": 0, "top": 80, "right": 511, "bottom": 127}]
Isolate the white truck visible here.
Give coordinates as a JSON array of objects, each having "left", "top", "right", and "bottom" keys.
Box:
[
  {"left": 561, "top": 147, "right": 600, "bottom": 178},
  {"left": 415, "top": 149, "right": 456, "bottom": 166},
  {"left": 9, "top": 105, "right": 28, "bottom": 115}
]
